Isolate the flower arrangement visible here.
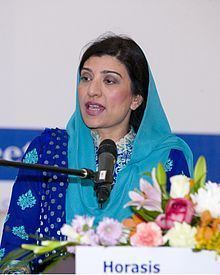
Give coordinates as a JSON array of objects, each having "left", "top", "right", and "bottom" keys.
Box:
[
  {"left": 123, "top": 159, "right": 220, "bottom": 251},
  {"left": 44, "top": 156, "right": 218, "bottom": 254},
  {"left": 1, "top": 156, "right": 220, "bottom": 272}
]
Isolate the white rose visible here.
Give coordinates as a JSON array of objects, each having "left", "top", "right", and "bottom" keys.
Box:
[
  {"left": 170, "top": 175, "right": 190, "bottom": 198},
  {"left": 164, "top": 222, "right": 196, "bottom": 248},
  {"left": 190, "top": 181, "right": 220, "bottom": 218}
]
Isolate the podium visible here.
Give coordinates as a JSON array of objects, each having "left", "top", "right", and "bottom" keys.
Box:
[{"left": 46, "top": 246, "right": 220, "bottom": 274}]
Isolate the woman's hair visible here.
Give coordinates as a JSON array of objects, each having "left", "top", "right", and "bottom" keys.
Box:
[{"left": 79, "top": 34, "right": 149, "bottom": 132}]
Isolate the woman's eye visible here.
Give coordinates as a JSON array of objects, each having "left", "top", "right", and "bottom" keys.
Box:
[
  {"left": 80, "top": 75, "right": 91, "bottom": 82},
  {"left": 104, "top": 78, "right": 117, "bottom": 85}
]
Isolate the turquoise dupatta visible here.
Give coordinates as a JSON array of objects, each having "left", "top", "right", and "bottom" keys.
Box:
[{"left": 66, "top": 70, "right": 193, "bottom": 224}]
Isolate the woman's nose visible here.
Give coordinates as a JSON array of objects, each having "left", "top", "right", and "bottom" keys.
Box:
[{"left": 87, "top": 79, "right": 102, "bottom": 98}]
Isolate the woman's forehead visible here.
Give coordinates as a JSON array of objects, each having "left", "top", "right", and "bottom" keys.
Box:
[{"left": 81, "top": 55, "right": 129, "bottom": 76}]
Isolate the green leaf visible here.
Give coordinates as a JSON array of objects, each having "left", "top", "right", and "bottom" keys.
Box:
[
  {"left": 192, "top": 156, "right": 207, "bottom": 193},
  {"left": 156, "top": 163, "right": 167, "bottom": 187},
  {"left": 21, "top": 244, "right": 52, "bottom": 255},
  {"left": 156, "top": 163, "right": 168, "bottom": 199},
  {"left": 22, "top": 241, "right": 69, "bottom": 255},
  {"left": 132, "top": 207, "right": 160, "bottom": 221},
  {"left": 41, "top": 240, "right": 69, "bottom": 247},
  {"left": 21, "top": 244, "right": 40, "bottom": 251},
  {"left": 162, "top": 198, "right": 169, "bottom": 210}
]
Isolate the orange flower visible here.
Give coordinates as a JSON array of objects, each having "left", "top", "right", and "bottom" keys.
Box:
[
  {"left": 189, "top": 179, "right": 195, "bottom": 189},
  {"left": 196, "top": 227, "right": 212, "bottom": 248},
  {"left": 196, "top": 227, "right": 212, "bottom": 242},
  {"left": 122, "top": 214, "right": 145, "bottom": 236},
  {"left": 212, "top": 218, "right": 220, "bottom": 233},
  {"left": 200, "top": 210, "right": 212, "bottom": 227},
  {"left": 195, "top": 227, "right": 204, "bottom": 242},
  {"left": 195, "top": 214, "right": 220, "bottom": 252},
  {"left": 203, "top": 227, "right": 214, "bottom": 241}
]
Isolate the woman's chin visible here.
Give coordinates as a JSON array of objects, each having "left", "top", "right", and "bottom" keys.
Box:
[{"left": 83, "top": 120, "right": 104, "bottom": 130}]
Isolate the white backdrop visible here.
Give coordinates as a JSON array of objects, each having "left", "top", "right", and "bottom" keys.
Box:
[
  {"left": 0, "top": 0, "right": 220, "bottom": 133},
  {"left": 0, "top": 0, "right": 220, "bottom": 241}
]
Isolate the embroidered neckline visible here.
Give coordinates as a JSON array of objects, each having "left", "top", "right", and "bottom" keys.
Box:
[
  {"left": 91, "top": 128, "right": 136, "bottom": 184},
  {"left": 91, "top": 128, "right": 136, "bottom": 153}
]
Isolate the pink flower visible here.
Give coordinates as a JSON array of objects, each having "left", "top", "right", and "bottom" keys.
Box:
[
  {"left": 67, "top": 246, "right": 75, "bottom": 254},
  {"left": 130, "top": 222, "right": 163, "bottom": 247},
  {"left": 124, "top": 170, "right": 162, "bottom": 212},
  {"left": 155, "top": 214, "right": 173, "bottom": 230},
  {"left": 61, "top": 216, "right": 98, "bottom": 246},
  {"left": 71, "top": 215, "right": 95, "bottom": 233},
  {"left": 96, "top": 217, "right": 123, "bottom": 246},
  {"left": 80, "top": 230, "right": 99, "bottom": 246},
  {"left": 156, "top": 198, "right": 194, "bottom": 230}
]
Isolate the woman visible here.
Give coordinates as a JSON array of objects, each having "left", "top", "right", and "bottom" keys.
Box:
[{"left": 0, "top": 35, "right": 193, "bottom": 268}]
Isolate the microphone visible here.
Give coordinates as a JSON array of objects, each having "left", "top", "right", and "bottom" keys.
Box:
[{"left": 94, "top": 139, "right": 117, "bottom": 206}]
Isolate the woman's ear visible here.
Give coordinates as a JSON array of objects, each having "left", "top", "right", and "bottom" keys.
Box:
[{"left": 130, "top": 95, "right": 143, "bottom": 111}]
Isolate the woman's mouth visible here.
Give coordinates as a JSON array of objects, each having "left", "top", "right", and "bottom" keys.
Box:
[{"left": 85, "top": 102, "right": 105, "bottom": 116}]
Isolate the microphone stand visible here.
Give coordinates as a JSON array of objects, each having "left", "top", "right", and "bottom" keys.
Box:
[
  {"left": 0, "top": 159, "right": 111, "bottom": 207},
  {"left": 0, "top": 159, "right": 94, "bottom": 180}
]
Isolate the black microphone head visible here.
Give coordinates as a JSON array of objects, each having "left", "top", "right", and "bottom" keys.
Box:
[
  {"left": 97, "top": 187, "right": 111, "bottom": 204},
  {"left": 95, "top": 139, "right": 117, "bottom": 206},
  {"left": 98, "top": 139, "right": 117, "bottom": 159}
]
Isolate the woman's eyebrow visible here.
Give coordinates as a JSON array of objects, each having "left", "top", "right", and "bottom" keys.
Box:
[
  {"left": 81, "top": 67, "right": 92, "bottom": 72},
  {"left": 81, "top": 68, "right": 122, "bottom": 78},
  {"left": 101, "top": 70, "right": 122, "bottom": 78}
]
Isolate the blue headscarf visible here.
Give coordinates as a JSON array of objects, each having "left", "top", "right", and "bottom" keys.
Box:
[{"left": 66, "top": 69, "right": 193, "bottom": 224}]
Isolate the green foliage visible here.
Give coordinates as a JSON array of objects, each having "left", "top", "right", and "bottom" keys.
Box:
[
  {"left": 156, "top": 163, "right": 167, "bottom": 187},
  {"left": 191, "top": 156, "right": 207, "bottom": 193},
  {"left": 132, "top": 207, "right": 160, "bottom": 221},
  {"left": 156, "top": 163, "right": 168, "bottom": 199},
  {"left": 0, "top": 248, "right": 32, "bottom": 266},
  {"left": 161, "top": 198, "right": 169, "bottom": 210},
  {"left": 22, "top": 241, "right": 69, "bottom": 255}
]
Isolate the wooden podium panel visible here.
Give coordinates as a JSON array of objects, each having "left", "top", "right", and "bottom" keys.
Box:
[{"left": 45, "top": 255, "right": 75, "bottom": 274}]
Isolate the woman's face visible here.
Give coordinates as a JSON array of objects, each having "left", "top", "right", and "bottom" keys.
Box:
[{"left": 78, "top": 55, "right": 142, "bottom": 141}]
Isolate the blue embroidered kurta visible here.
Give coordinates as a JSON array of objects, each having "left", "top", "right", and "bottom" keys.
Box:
[
  {"left": 0, "top": 127, "right": 190, "bottom": 265},
  {"left": 0, "top": 129, "right": 68, "bottom": 267}
]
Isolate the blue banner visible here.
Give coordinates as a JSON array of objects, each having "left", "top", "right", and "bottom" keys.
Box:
[
  {"left": 0, "top": 129, "right": 219, "bottom": 182},
  {"left": 0, "top": 129, "right": 43, "bottom": 180},
  {"left": 177, "top": 133, "right": 220, "bottom": 182}
]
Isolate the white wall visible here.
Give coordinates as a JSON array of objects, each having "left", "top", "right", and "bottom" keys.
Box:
[{"left": 0, "top": 0, "right": 219, "bottom": 133}]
